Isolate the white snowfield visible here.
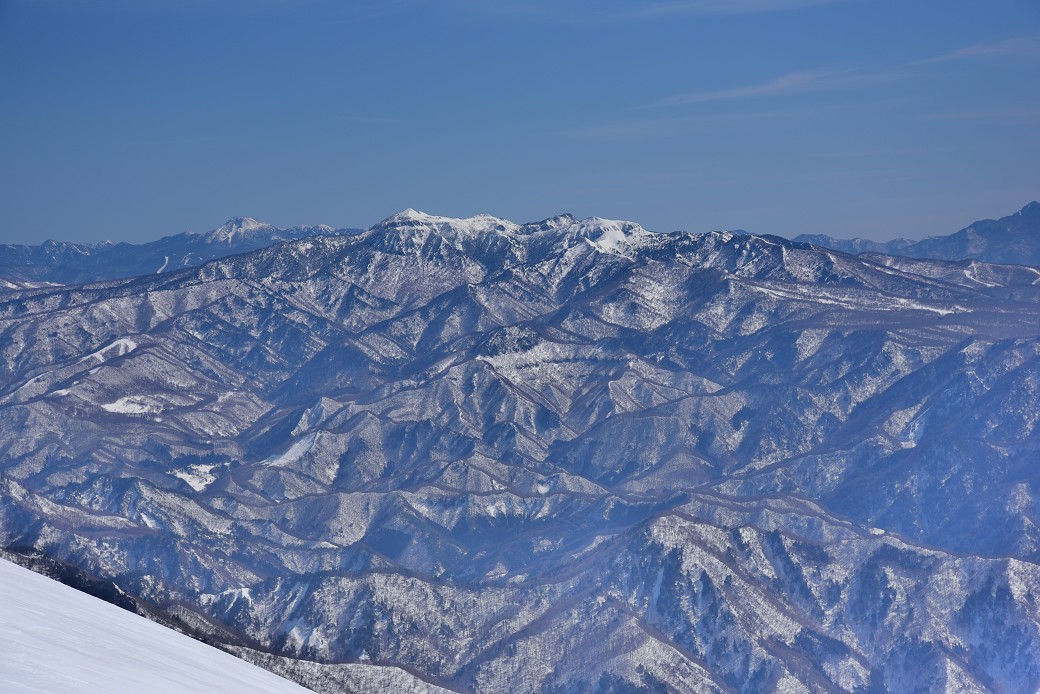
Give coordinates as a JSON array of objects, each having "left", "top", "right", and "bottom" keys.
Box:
[{"left": 0, "top": 558, "right": 310, "bottom": 694}]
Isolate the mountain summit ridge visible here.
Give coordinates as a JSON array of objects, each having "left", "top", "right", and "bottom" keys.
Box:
[
  {"left": 3, "top": 201, "right": 1036, "bottom": 289},
  {"left": 1, "top": 204, "right": 1039, "bottom": 692},
  {"left": 205, "top": 216, "right": 277, "bottom": 244}
]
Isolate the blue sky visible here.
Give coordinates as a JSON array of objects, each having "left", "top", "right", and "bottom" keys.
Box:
[{"left": 0, "top": 0, "right": 1038, "bottom": 243}]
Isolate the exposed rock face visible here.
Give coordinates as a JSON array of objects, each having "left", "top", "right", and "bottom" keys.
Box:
[{"left": 1, "top": 210, "right": 1039, "bottom": 692}]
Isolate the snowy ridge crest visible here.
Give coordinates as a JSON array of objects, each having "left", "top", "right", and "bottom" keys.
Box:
[
  {"left": 3, "top": 203, "right": 1040, "bottom": 693},
  {"left": 373, "top": 209, "right": 654, "bottom": 257}
]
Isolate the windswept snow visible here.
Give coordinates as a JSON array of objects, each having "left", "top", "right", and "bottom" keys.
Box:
[
  {"left": 261, "top": 432, "right": 317, "bottom": 467},
  {"left": 0, "top": 558, "right": 309, "bottom": 694},
  {"left": 173, "top": 464, "right": 220, "bottom": 492},
  {"left": 579, "top": 217, "right": 649, "bottom": 256},
  {"left": 384, "top": 209, "right": 520, "bottom": 236},
  {"left": 79, "top": 337, "right": 138, "bottom": 364},
  {"left": 101, "top": 395, "right": 164, "bottom": 415}
]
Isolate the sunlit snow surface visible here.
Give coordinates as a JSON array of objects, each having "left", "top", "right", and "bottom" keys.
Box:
[
  {"left": 3, "top": 209, "right": 1040, "bottom": 690},
  {"left": 0, "top": 558, "right": 309, "bottom": 694}
]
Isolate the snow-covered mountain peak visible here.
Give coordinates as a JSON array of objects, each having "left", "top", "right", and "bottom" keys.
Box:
[
  {"left": 577, "top": 216, "right": 649, "bottom": 236},
  {"left": 4, "top": 203, "right": 1040, "bottom": 693},
  {"left": 523, "top": 213, "right": 578, "bottom": 232},
  {"left": 207, "top": 216, "right": 276, "bottom": 244},
  {"left": 366, "top": 209, "right": 666, "bottom": 263},
  {"left": 387, "top": 208, "right": 430, "bottom": 223},
  {"left": 705, "top": 229, "right": 740, "bottom": 243},
  {"left": 1018, "top": 200, "right": 1040, "bottom": 217},
  {"left": 229, "top": 216, "right": 269, "bottom": 231},
  {"left": 377, "top": 209, "right": 519, "bottom": 236},
  {"left": 567, "top": 217, "right": 653, "bottom": 257},
  {"left": 370, "top": 210, "right": 662, "bottom": 261}
]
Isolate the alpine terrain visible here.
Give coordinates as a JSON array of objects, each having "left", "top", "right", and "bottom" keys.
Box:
[
  {"left": 793, "top": 201, "right": 1040, "bottom": 266},
  {"left": 0, "top": 216, "right": 358, "bottom": 288},
  {"left": 1, "top": 207, "right": 1039, "bottom": 692}
]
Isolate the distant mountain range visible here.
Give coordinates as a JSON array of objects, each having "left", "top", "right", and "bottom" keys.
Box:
[
  {"left": 3, "top": 201, "right": 1036, "bottom": 293},
  {"left": 0, "top": 217, "right": 359, "bottom": 288},
  {"left": 0, "top": 206, "right": 1038, "bottom": 692},
  {"left": 794, "top": 201, "right": 1040, "bottom": 265}
]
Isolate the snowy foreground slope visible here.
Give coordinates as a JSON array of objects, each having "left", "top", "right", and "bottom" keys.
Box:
[
  {"left": 0, "top": 557, "right": 309, "bottom": 693},
  {"left": 1, "top": 209, "right": 1039, "bottom": 691}
]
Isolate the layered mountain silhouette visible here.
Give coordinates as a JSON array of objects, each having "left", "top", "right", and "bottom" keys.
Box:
[
  {"left": 0, "top": 216, "right": 357, "bottom": 287},
  {"left": 794, "top": 201, "right": 1040, "bottom": 266},
  {"left": 1, "top": 207, "right": 1038, "bottom": 692}
]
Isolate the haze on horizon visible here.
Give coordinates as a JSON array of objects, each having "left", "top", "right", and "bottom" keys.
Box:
[{"left": 0, "top": 0, "right": 1037, "bottom": 245}]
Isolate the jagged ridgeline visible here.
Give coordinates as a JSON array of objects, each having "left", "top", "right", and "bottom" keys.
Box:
[{"left": 1, "top": 209, "right": 1039, "bottom": 692}]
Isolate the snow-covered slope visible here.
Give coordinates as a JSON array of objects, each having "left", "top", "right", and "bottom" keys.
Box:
[
  {"left": 0, "top": 557, "right": 309, "bottom": 694},
  {"left": 1, "top": 209, "right": 1039, "bottom": 691}
]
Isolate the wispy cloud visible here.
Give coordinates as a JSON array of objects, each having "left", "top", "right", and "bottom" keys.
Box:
[
  {"left": 647, "top": 34, "right": 1039, "bottom": 111},
  {"left": 914, "top": 33, "right": 1040, "bottom": 65},
  {"left": 650, "top": 69, "right": 854, "bottom": 107}
]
